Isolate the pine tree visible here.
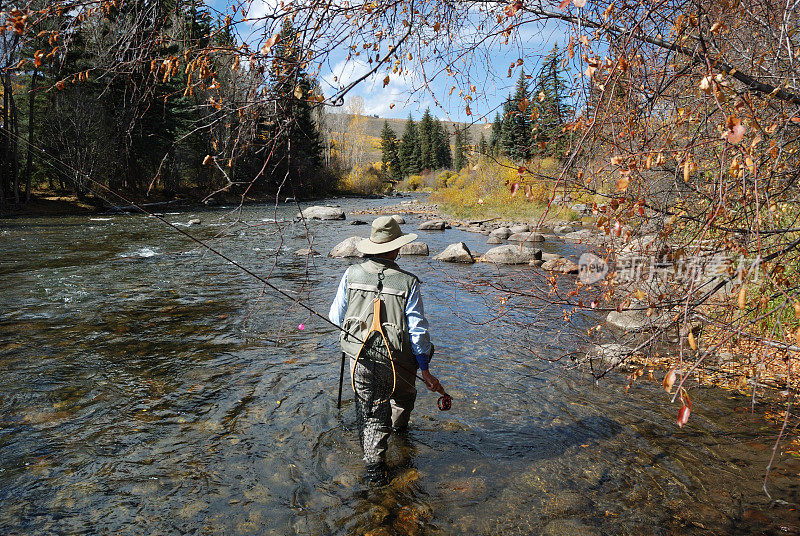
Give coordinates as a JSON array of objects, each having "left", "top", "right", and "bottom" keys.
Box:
[
  {"left": 477, "top": 132, "right": 488, "bottom": 156},
  {"left": 453, "top": 125, "right": 471, "bottom": 171},
  {"left": 502, "top": 70, "right": 533, "bottom": 161},
  {"left": 262, "top": 19, "right": 323, "bottom": 190},
  {"left": 418, "top": 109, "right": 436, "bottom": 171},
  {"left": 379, "top": 121, "right": 402, "bottom": 181},
  {"left": 534, "top": 44, "right": 573, "bottom": 157},
  {"left": 453, "top": 128, "right": 465, "bottom": 171},
  {"left": 433, "top": 119, "right": 451, "bottom": 169},
  {"left": 489, "top": 112, "right": 504, "bottom": 156},
  {"left": 398, "top": 115, "right": 420, "bottom": 176}
]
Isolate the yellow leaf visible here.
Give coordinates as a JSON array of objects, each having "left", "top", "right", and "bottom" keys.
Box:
[
  {"left": 683, "top": 159, "right": 691, "bottom": 182},
  {"left": 293, "top": 86, "right": 303, "bottom": 99}
]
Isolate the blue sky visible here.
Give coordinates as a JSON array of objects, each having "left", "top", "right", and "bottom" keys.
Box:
[{"left": 206, "top": 1, "right": 574, "bottom": 124}]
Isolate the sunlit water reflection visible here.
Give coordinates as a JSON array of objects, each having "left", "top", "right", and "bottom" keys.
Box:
[{"left": 1, "top": 197, "right": 798, "bottom": 535}]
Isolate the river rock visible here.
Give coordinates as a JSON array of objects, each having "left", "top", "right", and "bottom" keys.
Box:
[
  {"left": 399, "top": 242, "right": 429, "bottom": 256},
  {"left": 541, "top": 257, "right": 579, "bottom": 274},
  {"left": 509, "top": 224, "right": 530, "bottom": 234},
  {"left": 203, "top": 197, "right": 218, "bottom": 206},
  {"left": 507, "top": 232, "right": 545, "bottom": 243},
  {"left": 466, "top": 225, "right": 486, "bottom": 234},
  {"left": 553, "top": 224, "right": 576, "bottom": 234},
  {"left": 434, "top": 242, "right": 474, "bottom": 263},
  {"left": 481, "top": 245, "right": 542, "bottom": 264},
  {"left": 298, "top": 206, "right": 346, "bottom": 220},
  {"left": 489, "top": 227, "right": 512, "bottom": 239},
  {"left": 350, "top": 219, "right": 368, "bottom": 226},
  {"left": 391, "top": 215, "right": 406, "bottom": 224},
  {"left": 295, "top": 248, "right": 319, "bottom": 256},
  {"left": 562, "top": 228, "right": 595, "bottom": 242},
  {"left": 571, "top": 203, "right": 591, "bottom": 215},
  {"left": 587, "top": 343, "right": 632, "bottom": 367},
  {"left": 187, "top": 218, "right": 201, "bottom": 226},
  {"left": 541, "top": 252, "right": 561, "bottom": 262},
  {"left": 329, "top": 237, "right": 363, "bottom": 258},
  {"left": 606, "top": 304, "right": 672, "bottom": 332},
  {"left": 486, "top": 236, "right": 504, "bottom": 245},
  {"left": 418, "top": 220, "right": 447, "bottom": 230}
]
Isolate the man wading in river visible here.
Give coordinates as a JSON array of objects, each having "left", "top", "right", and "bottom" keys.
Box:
[{"left": 329, "top": 216, "right": 443, "bottom": 485}]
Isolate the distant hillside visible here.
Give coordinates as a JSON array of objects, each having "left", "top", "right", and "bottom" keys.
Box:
[{"left": 324, "top": 113, "right": 488, "bottom": 143}]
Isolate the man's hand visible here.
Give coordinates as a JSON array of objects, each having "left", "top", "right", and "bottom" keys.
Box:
[{"left": 421, "top": 370, "right": 442, "bottom": 393}]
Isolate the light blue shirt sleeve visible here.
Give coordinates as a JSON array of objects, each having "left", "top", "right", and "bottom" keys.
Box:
[
  {"left": 328, "top": 271, "right": 349, "bottom": 327},
  {"left": 406, "top": 281, "right": 432, "bottom": 370}
]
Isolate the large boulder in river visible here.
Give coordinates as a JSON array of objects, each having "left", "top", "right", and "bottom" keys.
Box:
[
  {"left": 486, "top": 236, "right": 504, "bottom": 245},
  {"left": 480, "top": 244, "right": 542, "bottom": 264},
  {"left": 418, "top": 219, "right": 447, "bottom": 231},
  {"left": 399, "top": 242, "right": 429, "bottom": 256},
  {"left": 434, "top": 242, "right": 475, "bottom": 264},
  {"left": 606, "top": 304, "right": 672, "bottom": 332},
  {"left": 489, "top": 227, "right": 512, "bottom": 239},
  {"left": 509, "top": 224, "right": 530, "bottom": 234},
  {"left": 541, "top": 257, "right": 579, "bottom": 274},
  {"left": 562, "top": 228, "right": 595, "bottom": 242},
  {"left": 298, "top": 206, "right": 346, "bottom": 220},
  {"left": 507, "top": 232, "right": 545, "bottom": 243},
  {"left": 329, "top": 237, "right": 363, "bottom": 258}
]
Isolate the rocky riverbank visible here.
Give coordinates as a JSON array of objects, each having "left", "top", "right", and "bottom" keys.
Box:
[{"left": 305, "top": 197, "right": 793, "bottom": 397}]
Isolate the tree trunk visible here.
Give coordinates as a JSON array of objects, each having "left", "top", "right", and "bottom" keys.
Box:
[{"left": 24, "top": 68, "right": 38, "bottom": 203}]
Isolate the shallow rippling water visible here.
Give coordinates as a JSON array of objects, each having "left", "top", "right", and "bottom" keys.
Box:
[{"left": 1, "top": 197, "right": 799, "bottom": 535}]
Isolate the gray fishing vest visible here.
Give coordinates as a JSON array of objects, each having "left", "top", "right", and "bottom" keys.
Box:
[{"left": 339, "top": 258, "right": 419, "bottom": 365}]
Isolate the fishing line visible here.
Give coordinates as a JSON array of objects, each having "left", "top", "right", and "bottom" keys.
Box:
[{"left": 3, "top": 127, "right": 441, "bottom": 399}]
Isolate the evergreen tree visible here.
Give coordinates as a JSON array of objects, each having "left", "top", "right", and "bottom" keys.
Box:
[
  {"left": 432, "top": 119, "right": 452, "bottom": 169},
  {"left": 477, "top": 132, "right": 489, "bottom": 156},
  {"left": 453, "top": 125, "right": 471, "bottom": 171},
  {"left": 489, "top": 112, "right": 504, "bottom": 156},
  {"left": 502, "top": 70, "right": 533, "bottom": 161},
  {"left": 417, "top": 109, "right": 436, "bottom": 171},
  {"left": 534, "top": 44, "right": 573, "bottom": 157},
  {"left": 379, "top": 121, "right": 402, "bottom": 181},
  {"left": 262, "top": 19, "right": 323, "bottom": 190},
  {"left": 398, "top": 115, "right": 420, "bottom": 176}
]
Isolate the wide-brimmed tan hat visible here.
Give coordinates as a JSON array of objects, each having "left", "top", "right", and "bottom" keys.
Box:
[{"left": 357, "top": 216, "right": 418, "bottom": 255}]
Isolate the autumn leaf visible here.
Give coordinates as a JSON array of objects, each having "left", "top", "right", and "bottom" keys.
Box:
[
  {"left": 724, "top": 120, "right": 746, "bottom": 144},
  {"left": 688, "top": 330, "right": 698, "bottom": 351},
  {"left": 616, "top": 172, "right": 630, "bottom": 191},
  {"left": 202, "top": 155, "right": 212, "bottom": 166},
  {"left": 677, "top": 405, "right": 691, "bottom": 427},
  {"left": 663, "top": 369, "right": 676, "bottom": 393},
  {"left": 518, "top": 97, "right": 528, "bottom": 112},
  {"left": 504, "top": 0, "right": 523, "bottom": 17},
  {"left": 383, "top": 75, "right": 390, "bottom": 88},
  {"left": 293, "top": 86, "right": 304, "bottom": 99},
  {"left": 510, "top": 182, "right": 520, "bottom": 196},
  {"left": 738, "top": 285, "right": 747, "bottom": 310},
  {"left": 573, "top": 0, "right": 587, "bottom": 7},
  {"left": 558, "top": 0, "right": 570, "bottom": 9},
  {"left": 261, "top": 33, "right": 279, "bottom": 55},
  {"left": 794, "top": 301, "right": 800, "bottom": 320}
]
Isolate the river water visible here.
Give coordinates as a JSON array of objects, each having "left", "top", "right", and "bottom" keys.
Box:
[{"left": 1, "top": 197, "right": 799, "bottom": 535}]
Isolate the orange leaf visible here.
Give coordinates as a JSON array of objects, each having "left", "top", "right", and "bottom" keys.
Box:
[
  {"left": 518, "top": 97, "right": 528, "bottom": 112},
  {"left": 725, "top": 122, "right": 746, "bottom": 144},
  {"left": 616, "top": 173, "right": 630, "bottom": 192},
  {"left": 663, "top": 369, "right": 676, "bottom": 393},
  {"left": 383, "top": 75, "right": 390, "bottom": 88},
  {"left": 510, "top": 182, "right": 520, "bottom": 196}
]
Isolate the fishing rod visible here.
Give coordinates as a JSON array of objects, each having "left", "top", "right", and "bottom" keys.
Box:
[{"left": 3, "top": 126, "right": 451, "bottom": 410}]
